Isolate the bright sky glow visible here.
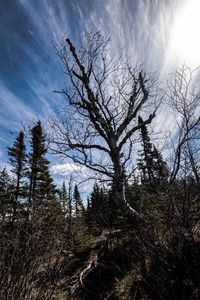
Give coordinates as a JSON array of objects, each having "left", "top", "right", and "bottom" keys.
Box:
[
  {"left": 169, "top": 0, "right": 200, "bottom": 68},
  {"left": 1, "top": 0, "right": 199, "bottom": 186}
]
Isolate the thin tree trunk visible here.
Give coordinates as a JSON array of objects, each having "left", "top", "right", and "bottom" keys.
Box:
[
  {"left": 187, "top": 142, "right": 199, "bottom": 183},
  {"left": 12, "top": 176, "right": 20, "bottom": 224}
]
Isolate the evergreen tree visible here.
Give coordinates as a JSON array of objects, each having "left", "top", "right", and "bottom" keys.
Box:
[
  {"left": 137, "top": 116, "right": 155, "bottom": 186},
  {"left": 73, "top": 184, "right": 84, "bottom": 218},
  {"left": 7, "top": 131, "right": 26, "bottom": 221},
  {"left": 0, "top": 167, "right": 13, "bottom": 222},
  {"left": 152, "top": 146, "right": 169, "bottom": 185},
  {"left": 0, "top": 167, "right": 11, "bottom": 192},
  {"left": 87, "top": 183, "right": 114, "bottom": 231},
  {"left": 60, "top": 181, "right": 68, "bottom": 215},
  {"left": 28, "top": 121, "right": 56, "bottom": 211},
  {"left": 137, "top": 116, "right": 168, "bottom": 188},
  {"left": 86, "top": 182, "right": 101, "bottom": 232},
  {"left": 67, "top": 176, "right": 73, "bottom": 237}
]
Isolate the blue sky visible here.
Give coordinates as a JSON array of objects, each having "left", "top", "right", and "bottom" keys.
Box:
[{"left": 1, "top": 0, "right": 200, "bottom": 188}]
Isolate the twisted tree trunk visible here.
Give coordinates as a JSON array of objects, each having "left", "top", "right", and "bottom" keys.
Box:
[{"left": 112, "top": 159, "right": 159, "bottom": 269}]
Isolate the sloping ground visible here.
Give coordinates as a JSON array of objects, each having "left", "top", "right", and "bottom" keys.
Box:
[
  {"left": 33, "top": 229, "right": 200, "bottom": 300},
  {"left": 33, "top": 229, "right": 143, "bottom": 299}
]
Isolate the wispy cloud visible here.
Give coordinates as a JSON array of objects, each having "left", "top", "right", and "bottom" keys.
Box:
[
  {"left": 73, "top": 0, "right": 179, "bottom": 73},
  {"left": 1, "top": 0, "right": 197, "bottom": 185},
  {"left": 0, "top": 84, "right": 38, "bottom": 129},
  {"left": 18, "top": 0, "right": 71, "bottom": 47}
]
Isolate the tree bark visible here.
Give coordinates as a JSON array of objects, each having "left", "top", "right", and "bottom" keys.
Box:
[{"left": 113, "top": 160, "right": 159, "bottom": 268}]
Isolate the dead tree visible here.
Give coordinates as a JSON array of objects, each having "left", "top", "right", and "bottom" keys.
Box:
[
  {"left": 166, "top": 65, "right": 200, "bottom": 184},
  {"left": 51, "top": 32, "right": 160, "bottom": 262}
]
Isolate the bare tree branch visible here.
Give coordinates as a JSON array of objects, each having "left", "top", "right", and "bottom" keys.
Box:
[{"left": 50, "top": 33, "right": 160, "bottom": 263}]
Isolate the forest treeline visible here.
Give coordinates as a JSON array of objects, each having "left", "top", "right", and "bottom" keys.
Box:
[
  {"left": 1, "top": 116, "right": 199, "bottom": 299},
  {"left": 0, "top": 33, "right": 200, "bottom": 299}
]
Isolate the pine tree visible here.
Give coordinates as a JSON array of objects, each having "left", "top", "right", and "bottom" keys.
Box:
[
  {"left": 7, "top": 131, "right": 26, "bottom": 221},
  {"left": 28, "top": 121, "right": 56, "bottom": 211}
]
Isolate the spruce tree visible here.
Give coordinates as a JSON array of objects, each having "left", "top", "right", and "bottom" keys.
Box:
[
  {"left": 137, "top": 116, "right": 155, "bottom": 186},
  {"left": 137, "top": 116, "right": 168, "bottom": 188},
  {"left": 60, "top": 181, "right": 68, "bottom": 215},
  {"left": 86, "top": 183, "right": 100, "bottom": 231},
  {"left": 152, "top": 146, "right": 169, "bottom": 185},
  {"left": 87, "top": 183, "right": 113, "bottom": 230},
  {"left": 73, "top": 184, "right": 84, "bottom": 218},
  {"left": 0, "top": 167, "right": 13, "bottom": 222},
  {"left": 7, "top": 131, "right": 26, "bottom": 221},
  {"left": 28, "top": 121, "right": 55, "bottom": 210}
]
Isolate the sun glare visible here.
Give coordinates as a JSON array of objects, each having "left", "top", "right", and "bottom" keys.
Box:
[{"left": 169, "top": 0, "right": 200, "bottom": 68}]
